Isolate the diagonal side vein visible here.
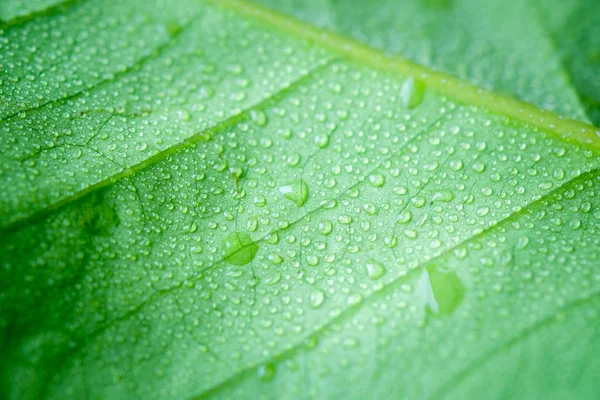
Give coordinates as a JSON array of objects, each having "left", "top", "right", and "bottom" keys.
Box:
[
  {"left": 192, "top": 166, "right": 600, "bottom": 399},
  {"left": 1, "top": 7, "right": 193, "bottom": 122},
  {"left": 428, "top": 290, "right": 600, "bottom": 400},
  {"left": 0, "top": 57, "right": 338, "bottom": 232}
]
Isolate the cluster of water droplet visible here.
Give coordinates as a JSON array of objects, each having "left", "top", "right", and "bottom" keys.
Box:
[{"left": 2, "top": 0, "right": 600, "bottom": 399}]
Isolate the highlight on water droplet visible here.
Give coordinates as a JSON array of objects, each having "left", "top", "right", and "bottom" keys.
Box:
[
  {"left": 416, "top": 264, "right": 465, "bottom": 317},
  {"left": 279, "top": 180, "right": 309, "bottom": 207},
  {"left": 250, "top": 109, "right": 268, "bottom": 127},
  {"left": 396, "top": 209, "right": 412, "bottom": 224},
  {"left": 222, "top": 232, "right": 259, "bottom": 266},
  {"left": 318, "top": 220, "right": 333, "bottom": 235},
  {"left": 431, "top": 190, "right": 454, "bottom": 203},
  {"left": 400, "top": 76, "right": 426, "bottom": 109},
  {"left": 368, "top": 173, "right": 385, "bottom": 188},
  {"left": 314, "top": 134, "right": 329, "bottom": 148},
  {"left": 309, "top": 289, "right": 325, "bottom": 308},
  {"left": 257, "top": 363, "right": 276, "bottom": 381},
  {"left": 365, "top": 259, "right": 386, "bottom": 280}
]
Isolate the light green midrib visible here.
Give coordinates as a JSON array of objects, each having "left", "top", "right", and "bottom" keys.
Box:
[
  {"left": 3, "top": 0, "right": 600, "bottom": 231},
  {"left": 191, "top": 167, "right": 600, "bottom": 399},
  {"left": 2, "top": 0, "right": 598, "bottom": 396},
  {"left": 211, "top": 0, "right": 600, "bottom": 146}
]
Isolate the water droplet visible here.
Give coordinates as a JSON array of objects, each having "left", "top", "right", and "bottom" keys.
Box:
[
  {"left": 396, "top": 210, "right": 412, "bottom": 224},
  {"left": 338, "top": 215, "right": 352, "bottom": 224},
  {"left": 314, "top": 134, "right": 329, "bottom": 148},
  {"left": 222, "top": 232, "right": 259, "bottom": 266},
  {"left": 347, "top": 294, "right": 364, "bottom": 306},
  {"left": 365, "top": 259, "right": 386, "bottom": 280},
  {"left": 432, "top": 190, "right": 454, "bottom": 203},
  {"left": 472, "top": 161, "right": 486, "bottom": 173},
  {"left": 476, "top": 207, "right": 490, "bottom": 217},
  {"left": 449, "top": 160, "right": 464, "bottom": 171},
  {"left": 253, "top": 195, "right": 267, "bottom": 207},
  {"left": 400, "top": 76, "right": 426, "bottom": 109},
  {"left": 368, "top": 173, "right": 385, "bottom": 188},
  {"left": 417, "top": 265, "right": 465, "bottom": 317},
  {"left": 268, "top": 253, "right": 284, "bottom": 265},
  {"left": 404, "top": 229, "right": 418, "bottom": 239},
  {"left": 310, "top": 289, "right": 325, "bottom": 308},
  {"left": 257, "top": 364, "right": 275, "bottom": 381},
  {"left": 412, "top": 196, "right": 426, "bottom": 208},
  {"left": 250, "top": 110, "right": 268, "bottom": 127},
  {"left": 279, "top": 180, "right": 309, "bottom": 207},
  {"left": 318, "top": 220, "right": 333, "bottom": 235}
]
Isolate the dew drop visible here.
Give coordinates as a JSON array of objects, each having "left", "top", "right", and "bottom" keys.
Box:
[
  {"left": 314, "top": 134, "right": 330, "bottom": 148},
  {"left": 400, "top": 76, "right": 426, "bottom": 109},
  {"left": 472, "top": 161, "right": 486, "bottom": 173},
  {"left": 222, "top": 232, "right": 259, "bottom": 266},
  {"left": 418, "top": 265, "right": 465, "bottom": 317},
  {"left": 250, "top": 110, "right": 268, "bottom": 127},
  {"left": 257, "top": 364, "right": 276, "bottom": 381},
  {"left": 279, "top": 180, "right": 309, "bottom": 207},
  {"left": 368, "top": 173, "right": 385, "bottom": 188},
  {"left": 396, "top": 209, "right": 412, "bottom": 224},
  {"left": 432, "top": 190, "right": 454, "bottom": 203},
  {"left": 365, "top": 259, "right": 386, "bottom": 280},
  {"left": 318, "top": 220, "right": 333, "bottom": 235},
  {"left": 310, "top": 289, "right": 325, "bottom": 308}
]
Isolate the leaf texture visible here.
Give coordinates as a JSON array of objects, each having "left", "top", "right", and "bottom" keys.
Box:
[{"left": 1, "top": 0, "right": 600, "bottom": 399}]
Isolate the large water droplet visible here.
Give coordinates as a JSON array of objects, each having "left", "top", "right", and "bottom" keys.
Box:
[
  {"left": 222, "top": 232, "right": 259, "bottom": 266},
  {"left": 396, "top": 209, "right": 412, "bottom": 224},
  {"left": 400, "top": 77, "right": 426, "bottom": 109},
  {"left": 417, "top": 265, "right": 465, "bottom": 317},
  {"left": 279, "top": 180, "right": 309, "bottom": 207},
  {"left": 314, "top": 134, "right": 329, "bottom": 148},
  {"left": 310, "top": 289, "right": 325, "bottom": 308}
]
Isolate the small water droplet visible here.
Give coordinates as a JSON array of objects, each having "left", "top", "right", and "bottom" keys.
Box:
[
  {"left": 368, "top": 173, "right": 385, "bottom": 188},
  {"left": 365, "top": 259, "right": 386, "bottom": 280},
  {"left": 314, "top": 134, "right": 329, "bottom": 148},
  {"left": 250, "top": 110, "right": 268, "bottom": 127},
  {"left": 318, "top": 220, "right": 333, "bottom": 235}
]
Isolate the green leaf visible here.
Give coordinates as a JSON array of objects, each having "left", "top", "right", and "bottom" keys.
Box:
[{"left": 1, "top": 0, "right": 599, "bottom": 399}]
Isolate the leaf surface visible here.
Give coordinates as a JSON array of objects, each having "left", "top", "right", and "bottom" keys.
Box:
[
  {"left": 258, "top": 0, "right": 600, "bottom": 125},
  {"left": 1, "top": 0, "right": 600, "bottom": 399}
]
